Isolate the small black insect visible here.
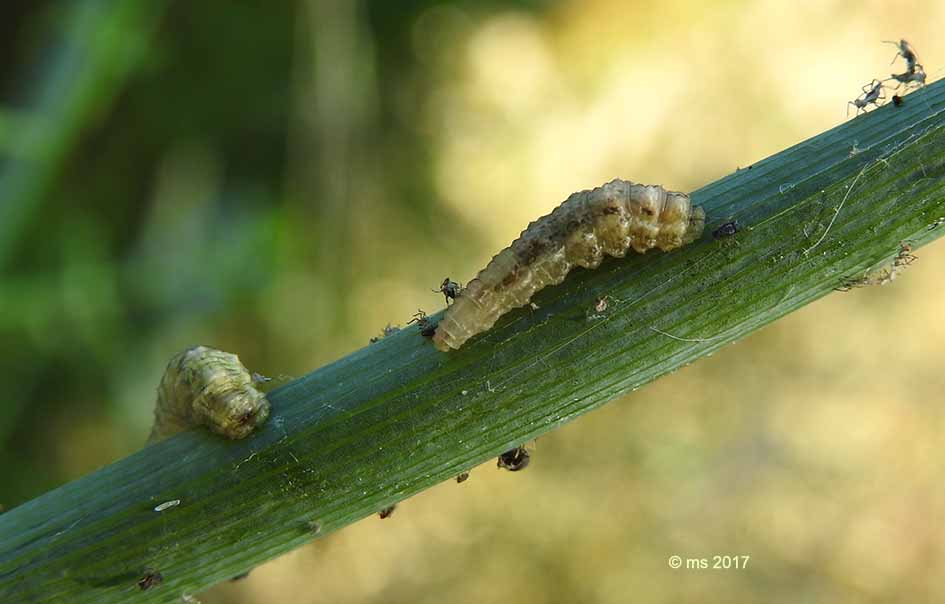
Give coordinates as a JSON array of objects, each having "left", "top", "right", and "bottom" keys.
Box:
[
  {"left": 433, "top": 278, "right": 462, "bottom": 305},
  {"left": 137, "top": 571, "right": 164, "bottom": 591},
  {"left": 497, "top": 446, "right": 530, "bottom": 472},
  {"left": 407, "top": 309, "right": 436, "bottom": 337},
  {"left": 370, "top": 323, "right": 401, "bottom": 343},
  {"left": 712, "top": 220, "right": 740, "bottom": 240},
  {"left": 892, "top": 94, "right": 904, "bottom": 107},
  {"left": 456, "top": 472, "right": 470, "bottom": 483},
  {"left": 378, "top": 505, "right": 396, "bottom": 519}
]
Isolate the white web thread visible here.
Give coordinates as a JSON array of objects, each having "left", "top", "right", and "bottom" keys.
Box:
[{"left": 803, "top": 118, "right": 943, "bottom": 257}]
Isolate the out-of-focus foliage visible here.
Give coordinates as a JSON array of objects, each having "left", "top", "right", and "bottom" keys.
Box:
[{"left": 1, "top": 1, "right": 944, "bottom": 603}]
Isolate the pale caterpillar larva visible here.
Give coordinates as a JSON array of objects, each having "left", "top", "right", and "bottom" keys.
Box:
[
  {"left": 432, "top": 179, "right": 706, "bottom": 352},
  {"left": 148, "top": 346, "right": 270, "bottom": 443}
]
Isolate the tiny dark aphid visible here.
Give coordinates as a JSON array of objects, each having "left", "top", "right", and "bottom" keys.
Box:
[
  {"left": 712, "top": 220, "right": 740, "bottom": 240},
  {"left": 594, "top": 296, "right": 610, "bottom": 313},
  {"left": 137, "top": 571, "right": 164, "bottom": 591},
  {"left": 847, "top": 79, "right": 886, "bottom": 116},
  {"left": 378, "top": 505, "right": 397, "bottom": 519},
  {"left": 456, "top": 472, "right": 470, "bottom": 483},
  {"left": 434, "top": 278, "right": 462, "bottom": 305},
  {"left": 407, "top": 309, "right": 436, "bottom": 337},
  {"left": 887, "top": 65, "right": 927, "bottom": 90},
  {"left": 408, "top": 309, "right": 428, "bottom": 325},
  {"left": 892, "top": 94, "right": 904, "bottom": 107},
  {"left": 884, "top": 38, "right": 919, "bottom": 71},
  {"left": 497, "top": 446, "right": 530, "bottom": 472},
  {"left": 894, "top": 242, "right": 917, "bottom": 267},
  {"left": 370, "top": 323, "right": 401, "bottom": 343}
]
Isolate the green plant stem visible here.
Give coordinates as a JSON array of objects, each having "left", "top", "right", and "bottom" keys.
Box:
[{"left": 3, "top": 81, "right": 945, "bottom": 603}]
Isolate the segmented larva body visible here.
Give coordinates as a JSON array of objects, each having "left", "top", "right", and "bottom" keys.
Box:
[
  {"left": 432, "top": 179, "right": 705, "bottom": 352},
  {"left": 148, "top": 346, "right": 270, "bottom": 443}
]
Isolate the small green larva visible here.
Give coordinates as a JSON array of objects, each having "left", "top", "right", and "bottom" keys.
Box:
[{"left": 432, "top": 179, "right": 706, "bottom": 352}]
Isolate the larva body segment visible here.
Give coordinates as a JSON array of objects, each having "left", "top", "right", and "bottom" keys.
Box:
[
  {"left": 149, "top": 346, "right": 270, "bottom": 443},
  {"left": 432, "top": 179, "right": 705, "bottom": 352}
]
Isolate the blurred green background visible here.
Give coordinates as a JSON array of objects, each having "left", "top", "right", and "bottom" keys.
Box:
[{"left": 2, "top": 1, "right": 944, "bottom": 602}]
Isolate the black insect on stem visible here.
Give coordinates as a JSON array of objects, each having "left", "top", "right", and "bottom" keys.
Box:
[
  {"left": 370, "top": 323, "right": 401, "bottom": 343},
  {"left": 407, "top": 309, "right": 436, "bottom": 337},
  {"left": 434, "top": 278, "right": 462, "bottom": 305},
  {"left": 497, "top": 446, "right": 530, "bottom": 472},
  {"left": 892, "top": 95, "right": 904, "bottom": 107},
  {"left": 378, "top": 505, "right": 396, "bottom": 519},
  {"left": 456, "top": 472, "right": 470, "bottom": 483},
  {"left": 712, "top": 220, "right": 740, "bottom": 240},
  {"left": 137, "top": 570, "right": 163, "bottom": 591}
]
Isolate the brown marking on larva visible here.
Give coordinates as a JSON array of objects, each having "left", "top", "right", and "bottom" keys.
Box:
[{"left": 432, "top": 179, "right": 705, "bottom": 351}]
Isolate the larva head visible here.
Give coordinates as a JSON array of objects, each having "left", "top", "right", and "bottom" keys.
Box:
[
  {"left": 654, "top": 192, "right": 695, "bottom": 250},
  {"left": 190, "top": 350, "right": 271, "bottom": 440}
]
